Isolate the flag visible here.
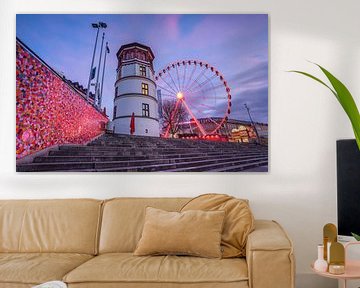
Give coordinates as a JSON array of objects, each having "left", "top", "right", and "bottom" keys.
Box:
[
  {"left": 106, "top": 45, "right": 110, "bottom": 54},
  {"left": 130, "top": 112, "right": 135, "bottom": 135},
  {"left": 90, "top": 67, "right": 96, "bottom": 80}
]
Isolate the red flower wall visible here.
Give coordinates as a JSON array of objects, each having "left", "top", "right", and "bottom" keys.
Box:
[{"left": 16, "top": 42, "right": 109, "bottom": 159}]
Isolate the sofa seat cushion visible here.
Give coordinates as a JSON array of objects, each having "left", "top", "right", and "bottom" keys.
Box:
[
  {"left": 64, "top": 253, "right": 248, "bottom": 286},
  {"left": 67, "top": 283, "right": 249, "bottom": 288},
  {"left": 0, "top": 253, "right": 93, "bottom": 285}
]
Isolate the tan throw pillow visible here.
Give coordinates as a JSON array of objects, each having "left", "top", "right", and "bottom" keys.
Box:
[
  {"left": 181, "top": 193, "right": 254, "bottom": 258},
  {"left": 134, "top": 207, "right": 225, "bottom": 258}
]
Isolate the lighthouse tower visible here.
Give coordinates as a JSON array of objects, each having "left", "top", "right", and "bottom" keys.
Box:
[{"left": 112, "top": 43, "right": 159, "bottom": 137}]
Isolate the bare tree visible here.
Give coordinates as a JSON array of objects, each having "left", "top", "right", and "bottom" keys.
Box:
[{"left": 162, "top": 100, "right": 188, "bottom": 137}]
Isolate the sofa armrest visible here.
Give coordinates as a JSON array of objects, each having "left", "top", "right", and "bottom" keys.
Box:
[{"left": 246, "top": 220, "right": 295, "bottom": 288}]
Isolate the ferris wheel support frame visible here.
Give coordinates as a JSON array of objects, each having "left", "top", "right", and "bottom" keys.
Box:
[{"left": 156, "top": 60, "right": 232, "bottom": 138}]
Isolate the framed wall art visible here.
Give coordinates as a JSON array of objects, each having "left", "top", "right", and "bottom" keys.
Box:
[{"left": 16, "top": 14, "right": 268, "bottom": 172}]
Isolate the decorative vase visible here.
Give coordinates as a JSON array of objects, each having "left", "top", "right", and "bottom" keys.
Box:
[{"left": 314, "top": 244, "right": 328, "bottom": 272}]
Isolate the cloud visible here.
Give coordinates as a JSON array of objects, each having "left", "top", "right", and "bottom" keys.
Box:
[
  {"left": 16, "top": 14, "right": 268, "bottom": 123},
  {"left": 233, "top": 61, "right": 268, "bottom": 85},
  {"left": 220, "top": 61, "right": 268, "bottom": 122},
  {"left": 230, "top": 86, "right": 268, "bottom": 123}
]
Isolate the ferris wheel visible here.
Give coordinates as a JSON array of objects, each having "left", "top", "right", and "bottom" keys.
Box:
[{"left": 155, "top": 60, "right": 231, "bottom": 138}]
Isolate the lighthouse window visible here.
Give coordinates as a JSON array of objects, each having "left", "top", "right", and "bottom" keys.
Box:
[
  {"left": 113, "top": 106, "right": 117, "bottom": 119},
  {"left": 140, "top": 66, "right": 146, "bottom": 77},
  {"left": 115, "top": 86, "right": 118, "bottom": 97},
  {"left": 142, "top": 103, "right": 150, "bottom": 117},
  {"left": 141, "top": 83, "right": 149, "bottom": 95}
]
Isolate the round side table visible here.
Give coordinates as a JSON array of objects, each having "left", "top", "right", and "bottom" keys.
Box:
[{"left": 311, "top": 242, "right": 360, "bottom": 288}]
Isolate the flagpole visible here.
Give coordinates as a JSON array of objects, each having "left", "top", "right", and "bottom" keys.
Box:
[
  {"left": 94, "top": 32, "right": 105, "bottom": 108},
  {"left": 86, "top": 25, "right": 100, "bottom": 102},
  {"left": 99, "top": 42, "right": 109, "bottom": 109}
]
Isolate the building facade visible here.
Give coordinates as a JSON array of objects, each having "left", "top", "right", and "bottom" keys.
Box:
[
  {"left": 112, "top": 43, "right": 159, "bottom": 137},
  {"left": 177, "top": 117, "right": 268, "bottom": 144}
]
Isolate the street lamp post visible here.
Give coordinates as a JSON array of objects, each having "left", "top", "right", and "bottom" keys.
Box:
[
  {"left": 86, "top": 22, "right": 107, "bottom": 102},
  {"left": 99, "top": 42, "right": 110, "bottom": 109},
  {"left": 94, "top": 32, "right": 105, "bottom": 108},
  {"left": 244, "top": 103, "right": 260, "bottom": 144}
]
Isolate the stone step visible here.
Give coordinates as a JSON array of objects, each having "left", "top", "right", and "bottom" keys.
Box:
[
  {"left": 17, "top": 161, "right": 95, "bottom": 172},
  {"left": 94, "top": 154, "right": 266, "bottom": 170},
  {"left": 35, "top": 151, "right": 267, "bottom": 163},
  {"left": 90, "top": 139, "right": 232, "bottom": 146},
  {"left": 90, "top": 137, "right": 255, "bottom": 147},
  {"left": 61, "top": 143, "right": 266, "bottom": 151},
  {"left": 16, "top": 133, "right": 268, "bottom": 172},
  {"left": 163, "top": 158, "right": 268, "bottom": 172},
  {"left": 48, "top": 148, "right": 265, "bottom": 158},
  {"left": 209, "top": 161, "right": 268, "bottom": 172},
  {"left": 18, "top": 154, "right": 267, "bottom": 172},
  {"left": 91, "top": 156, "right": 268, "bottom": 172},
  {"left": 54, "top": 150, "right": 267, "bottom": 157},
  {"left": 91, "top": 140, "right": 252, "bottom": 149}
]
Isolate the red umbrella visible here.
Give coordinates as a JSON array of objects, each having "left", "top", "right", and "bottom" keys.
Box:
[{"left": 130, "top": 112, "right": 135, "bottom": 135}]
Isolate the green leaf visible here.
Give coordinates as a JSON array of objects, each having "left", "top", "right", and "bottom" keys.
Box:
[
  {"left": 351, "top": 232, "right": 360, "bottom": 241},
  {"left": 317, "top": 65, "right": 360, "bottom": 150},
  {"left": 288, "top": 70, "right": 337, "bottom": 99},
  {"left": 289, "top": 64, "right": 360, "bottom": 150}
]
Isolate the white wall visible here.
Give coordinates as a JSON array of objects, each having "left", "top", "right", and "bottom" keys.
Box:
[{"left": 1, "top": 1, "right": 359, "bottom": 287}]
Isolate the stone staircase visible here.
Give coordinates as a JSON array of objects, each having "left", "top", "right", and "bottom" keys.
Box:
[{"left": 16, "top": 133, "right": 268, "bottom": 172}]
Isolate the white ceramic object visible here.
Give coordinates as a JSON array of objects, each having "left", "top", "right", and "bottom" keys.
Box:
[
  {"left": 32, "top": 281, "right": 67, "bottom": 288},
  {"left": 314, "top": 244, "right": 328, "bottom": 272}
]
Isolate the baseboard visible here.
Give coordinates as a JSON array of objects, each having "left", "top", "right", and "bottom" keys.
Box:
[{"left": 296, "top": 273, "right": 337, "bottom": 288}]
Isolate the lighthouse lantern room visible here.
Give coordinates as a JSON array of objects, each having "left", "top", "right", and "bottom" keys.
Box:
[{"left": 112, "top": 43, "right": 159, "bottom": 137}]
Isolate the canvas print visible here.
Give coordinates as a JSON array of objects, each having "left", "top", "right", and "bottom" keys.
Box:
[{"left": 16, "top": 14, "right": 268, "bottom": 172}]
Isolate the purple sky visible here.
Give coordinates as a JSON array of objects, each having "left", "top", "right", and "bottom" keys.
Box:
[{"left": 16, "top": 14, "right": 268, "bottom": 123}]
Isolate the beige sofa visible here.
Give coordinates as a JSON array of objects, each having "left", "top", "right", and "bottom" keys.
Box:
[{"left": 0, "top": 198, "right": 295, "bottom": 288}]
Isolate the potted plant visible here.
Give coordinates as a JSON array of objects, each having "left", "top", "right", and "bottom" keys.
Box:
[{"left": 291, "top": 64, "right": 360, "bottom": 241}]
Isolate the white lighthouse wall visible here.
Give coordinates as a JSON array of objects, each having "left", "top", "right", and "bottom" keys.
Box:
[
  {"left": 121, "top": 63, "right": 154, "bottom": 81},
  {"left": 114, "top": 56, "right": 159, "bottom": 137},
  {"left": 121, "top": 64, "right": 135, "bottom": 78},
  {"left": 114, "top": 96, "right": 158, "bottom": 119},
  {"left": 116, "top": 78, "right": 156, "bottom": 98},
  {"left": 113, "top": 95, "right": 159, "bottom": 136},
  {"left": 113, "top": 117, "right": 159, "bottom": 137}
]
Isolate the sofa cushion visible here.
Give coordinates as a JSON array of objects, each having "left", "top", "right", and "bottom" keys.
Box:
[
  {"left": 0, "top": 199, "right": 103, "bottom": 254},
  {"left": 67, "top": 282, "right": 249, "bottom": 288},
  {"left": 99, "top": 198, "right": 190, "bottom": 253},
  {"left": 0, "top": 284, "right": 33, "bottom": 288},
  {"left": 0, "top": 253, "right": 93, "bottom": 285},
  {"left": 181, "top": 194, "right": 254, "bottom": 258},
  {"left": 134, "top": 207, "right": 225, "bottom": 258},
  {"left": 63, "top": 253, "right": 248, "bottom": 285}
]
